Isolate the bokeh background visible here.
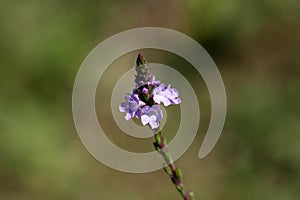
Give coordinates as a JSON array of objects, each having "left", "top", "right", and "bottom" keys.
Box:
[{"left": 1, "top": 0, "right": 300, "bottom": 199}]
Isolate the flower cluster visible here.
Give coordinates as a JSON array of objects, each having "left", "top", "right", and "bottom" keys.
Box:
[{"left": 119, "top": 54, "right": 181, "bottom": 130}]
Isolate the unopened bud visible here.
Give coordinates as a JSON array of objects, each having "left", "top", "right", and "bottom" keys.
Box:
[{"left": 135, "top": 53, "right": 153, "bottom": 87}]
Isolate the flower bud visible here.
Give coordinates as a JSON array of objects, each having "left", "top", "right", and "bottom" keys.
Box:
[
  {"left": 163, "top": 165, "right": 172, "bottom": 175},
  {"left": 135, "top": 53, "right": 153, "bottom": 87},
  {"left": 175, "top": 168, "right": 183, "bottom": 181}
]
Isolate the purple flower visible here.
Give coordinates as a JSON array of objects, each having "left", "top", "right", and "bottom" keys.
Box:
[
  {"left": 119, "top": 60, "right": 181, "bottom": 130},
  {"left": 140, "top": 105, "right": 163, "bottom": 129},
  {"left": 119, "top": 94, "right": 142, "bottom": 120},
  {"left": 142, "top": 87, "right": 149, "bottom": 94},
  {"left": 153, "top": 84, "right": 181, "bottom": 106}
]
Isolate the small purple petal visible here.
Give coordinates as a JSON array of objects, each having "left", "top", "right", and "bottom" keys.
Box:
[
  {"left": 141, "top": 105, "right": 150, "bottom": 114},
  {"left": 154, "top": 95, "right": 171, "bottom": 106},
  {"left": 141, "top": 115, "right": 150, "bottom": 125},
  {"left": 119, "top": 102, "right": 127, "bottom": 112},
  {"left": 125, "top": 113, "right": 131, "bottom": 121},
  {"left": 135, "top": 109, "right": 142, "bottom": 118},
  {"left": 124, "top": 94, "right": 131, "bottom": 101},
  {"left": 149, "top": 121, "right": 159, "bottom": 129},
  {"left": 142, "top": 87, "right": 149, "bottom": 94}
]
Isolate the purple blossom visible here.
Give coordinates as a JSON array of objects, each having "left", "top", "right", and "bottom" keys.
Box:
[
  {"left": 119, "top": 94, "right": 142, "bottom": 120},
  {"left": 140, "top": 105, "right": 163, "bottom": 129},
  {"left": 119, "top": 58, "right": 181, "bottom": 130},
  {"left": 153, "top": 84, "right": 181, "bottom": 106},
  {"left": 142, "top": 87, "right": 149, "bottom": 94}
]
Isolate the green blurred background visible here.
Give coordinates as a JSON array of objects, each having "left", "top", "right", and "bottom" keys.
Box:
[{"left": 1, "top": 0, "right": 300, "bottom": 199}]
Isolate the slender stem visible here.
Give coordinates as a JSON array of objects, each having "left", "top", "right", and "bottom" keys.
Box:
[{"left": 153, "top": 130, "right": 195, "bottom": 200}]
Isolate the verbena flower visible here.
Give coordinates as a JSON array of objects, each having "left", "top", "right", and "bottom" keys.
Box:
[
  {"left": 119, "top": 94, "right": 142, "bottom": 120},
  {"left": 153, "top": 84, "right": 181, "bottom": 106},
  {"left": 119, "top": 53, "right": 181, "bottom": 130},
  {"left": 140, "top": 105, "right": 163, "bottom": 129}
]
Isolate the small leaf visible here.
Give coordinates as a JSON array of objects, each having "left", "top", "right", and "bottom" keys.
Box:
[
  {"left": 161, "top": 135, "right": 167, "bottom": 146},
  {"left": 175, "top": 168, "right": 183, "bottom": 181},
  {"left": 163, "top": 165, "right": 172, "bottom": 175},
  {"left": 164, "top": 152, "right": 172, "bottom": 164},
  {"left": 154, "top": 134, "right": 161, "bottom": 144},
  {"left": 176, "top": 184, "right": 184, "bottom": 194}
]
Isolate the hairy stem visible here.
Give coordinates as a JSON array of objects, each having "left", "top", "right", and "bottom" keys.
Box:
[{"left": 153, "top": 130, "right": 196, "bottom": 200}]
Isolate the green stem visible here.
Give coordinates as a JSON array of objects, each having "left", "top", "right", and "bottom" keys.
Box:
[{"left": 153, "top": 130, "right": 196, "bottom": 200}]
